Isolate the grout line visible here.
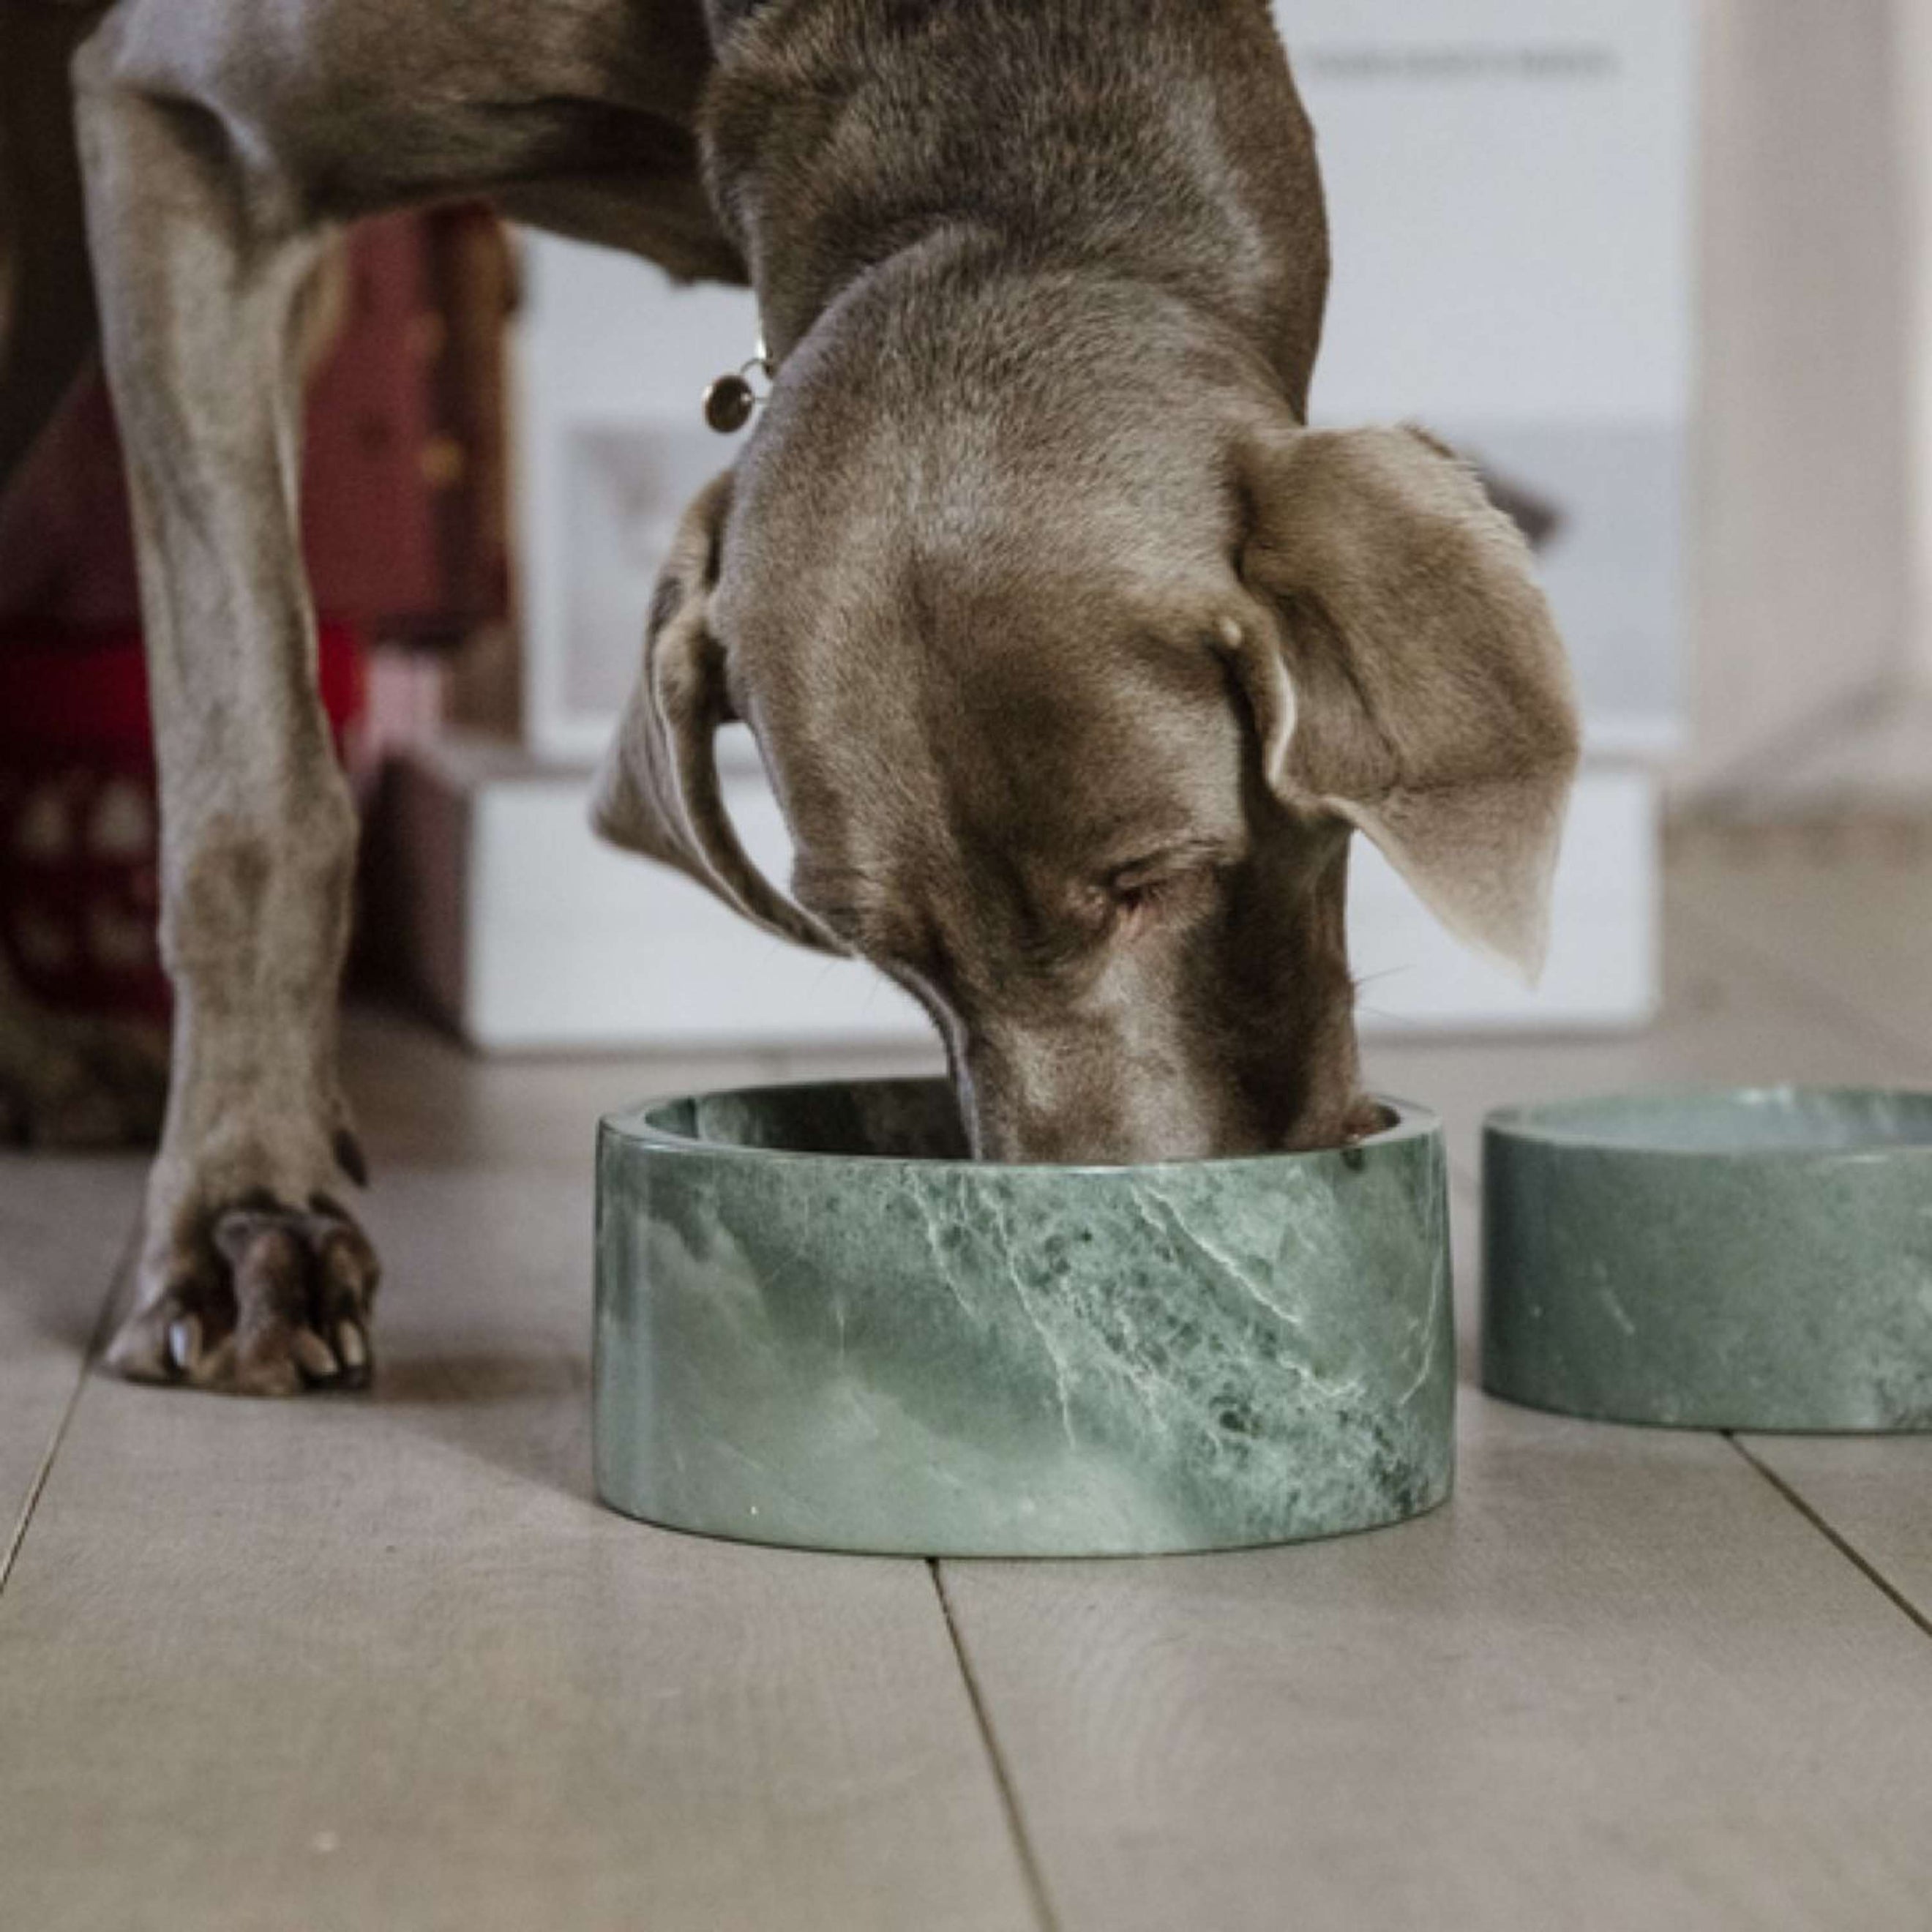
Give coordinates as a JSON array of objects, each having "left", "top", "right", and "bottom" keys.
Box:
[
  {"left": 929, "top": 1561, "right": 1063, "bottom": 1932},
  {"left": 1726, "top": 1435, "right": 1932, "bottom": 1645},
  {"left": 0, "top": 1212, "right": 141, "bottom": 1602}
]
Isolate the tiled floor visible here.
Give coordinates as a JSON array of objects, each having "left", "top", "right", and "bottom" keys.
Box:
[{"left": 2, "top": 830, "right": 1930, "bottom": 1931}]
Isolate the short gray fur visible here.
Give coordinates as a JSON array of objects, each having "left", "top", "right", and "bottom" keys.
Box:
[
  {"left": 596, "top": 1079, "right": 1455, "bottom": 1558},
  {"left": 1483, "top": 1087, "right": 1932, "bottom": 1433}
]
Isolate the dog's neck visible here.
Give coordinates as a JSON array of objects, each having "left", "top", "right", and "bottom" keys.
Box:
[
  {"left": 704, "top": 0, "right": 779, "bottom": 36},
  {"left": 699, "top": 0, "right": 1329, "bottom": 407}
]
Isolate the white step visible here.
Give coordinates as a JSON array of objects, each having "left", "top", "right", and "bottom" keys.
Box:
[{"left": 381, "top": 735, "right": 1657, "bottom": 1051}]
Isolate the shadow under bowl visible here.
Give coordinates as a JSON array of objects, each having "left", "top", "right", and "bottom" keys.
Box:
[
  {"left": 1483, "top": 1087, "right": 1932, "bottom": 1433},
  {"left": 594, "top": 1078, "right": 1454, "bottom": 1558}
]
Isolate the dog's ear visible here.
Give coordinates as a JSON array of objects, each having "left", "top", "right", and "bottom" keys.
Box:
[
  {"left": 1224, "top": 424, "right": 1581, "bottom": 981},
  {"left": 591, "top": 471, "right": 843, "bottom": 955}
]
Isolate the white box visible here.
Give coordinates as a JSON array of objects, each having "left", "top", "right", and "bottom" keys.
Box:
[{"left": 383, "top": 737, "right": 1655, "bottom": 1050}]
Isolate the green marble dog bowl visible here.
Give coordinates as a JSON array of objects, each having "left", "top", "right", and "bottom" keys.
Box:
[
  {"left": 1483, "top": 1087, "right": 1932, "bottom": 1432},
  {"left": 594, "top": 1079, "right": 1454, "bottom": 1557}
]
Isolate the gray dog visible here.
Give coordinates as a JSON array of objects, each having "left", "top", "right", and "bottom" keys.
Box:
[{"left": 0, "top": 0, "right": 1579, "bottom": 1395}]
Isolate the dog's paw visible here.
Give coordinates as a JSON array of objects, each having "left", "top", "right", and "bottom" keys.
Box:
[
  {"left": 0, "top": 1011, "right": 168, "bottom": 1150},
  {"left": 107, "top": 1196, "right": 379, "bottom": 1397}
]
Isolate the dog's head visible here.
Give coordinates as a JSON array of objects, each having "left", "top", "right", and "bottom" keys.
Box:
[{"left": 594, "top": 271, "right": 1579, "bottom": 1161}]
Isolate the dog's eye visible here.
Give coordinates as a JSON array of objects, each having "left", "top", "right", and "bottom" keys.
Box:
[
  {"left": 1113, "top": 875, "right": 1173, "bottom": 915},
  {"left": 1090, "top": 836, "right": 1240, "bottom": 943},
  {"left": 1104, "top": 859, "right": 1213, "bottom": 937}
]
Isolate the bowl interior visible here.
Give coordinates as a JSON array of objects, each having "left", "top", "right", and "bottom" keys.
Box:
[
  {"left": 626, "top": 1079, "right": 1418, "bottom": 1170},
  {"left": 1490, "top": 1086, "right": 1932, "bottom": 1157},
  {"left": 643, "top": 1078, "right": 971, "bottom": 1161}
]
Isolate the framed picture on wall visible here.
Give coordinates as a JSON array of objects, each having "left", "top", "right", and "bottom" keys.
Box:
[{"left": 514, "top": 239, "right": 760, "bottom": 763}]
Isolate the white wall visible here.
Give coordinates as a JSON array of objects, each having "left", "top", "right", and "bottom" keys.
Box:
[
  {"left": 1687, "top": 0, "right": 1914, "bottom": 792},
  {"left": 1292, "top": 0, "right": 1695, "bottom": 757},
  {"left": 510, "top": 1, "right": 1926, "bottom": 803},
  {"left": 1897, "top": 0, "right": 1932, "bottom": 683}
]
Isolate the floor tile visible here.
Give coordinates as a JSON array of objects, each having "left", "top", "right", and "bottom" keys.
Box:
[
  {"left": 1734, "top": 1433, "right": 1932, "bottom": 1630},
  {"left": 0, "top": 1145, "right": 1038, "bottom": 1932},
  {"left": 940, "top": 1386, "right": 1932, "bottom": 1932},
  {"left": 0, "top": 1154, "right": 142, "bottom": 1573}
]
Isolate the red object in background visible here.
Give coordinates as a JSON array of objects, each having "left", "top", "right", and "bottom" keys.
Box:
[
  {"left": 0, "top": 205, "right": 509, "bottom": 1022},
  {"left": 302, "top": 211, "right": 509, "bottom": 637},
  {"left": 0, "top": 623, "right": 366, "bottom": 1020},
  {"left": 0, "top": 209, "right": 509, "bottom": 636}
]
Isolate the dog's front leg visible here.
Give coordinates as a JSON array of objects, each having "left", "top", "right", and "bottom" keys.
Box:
[{"left": 75, "top": 36, "right": 377, "bottom": 1394}]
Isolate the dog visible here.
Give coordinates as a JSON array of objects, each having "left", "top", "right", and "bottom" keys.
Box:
[{"left": 0, "top": 0, "right": 1580, "bottom": 1395}]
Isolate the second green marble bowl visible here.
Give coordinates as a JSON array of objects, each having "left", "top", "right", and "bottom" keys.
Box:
[
  {"left": 595, "top": 1079, "right": 1454, "bottom": 1558},
  {"left": 1483, "top": 1087, "right": 1932, "bottom": 1432}
]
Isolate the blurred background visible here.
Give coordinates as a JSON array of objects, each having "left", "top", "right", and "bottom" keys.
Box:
[{"left": 3, "top": 0, "right": 1927, "bottom": 1060}]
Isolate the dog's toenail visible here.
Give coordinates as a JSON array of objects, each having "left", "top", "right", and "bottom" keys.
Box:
[
  {"left": 332, "top": 1129, "right": 369, "bottom": 1188},
  {"left": 335, "top": 1322, "right": 368, "bottom": 1371},
  {"left": 293, "top": 1330, "right": 340, "bottom": 1381},
  {"left": 166, "top": 1315, "right": 201, "bottom": 1374}
]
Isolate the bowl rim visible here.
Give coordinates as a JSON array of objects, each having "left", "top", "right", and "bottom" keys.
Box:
[
  {"left": 600, "top": 1077, "right": 1440, "bottom": 1176},
  {"left": 1483, "top": 1083, "right": 1932, "bottom": 1161}
]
